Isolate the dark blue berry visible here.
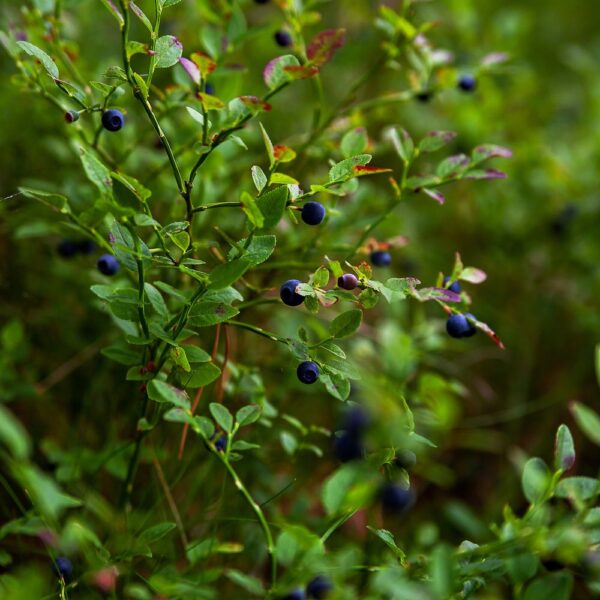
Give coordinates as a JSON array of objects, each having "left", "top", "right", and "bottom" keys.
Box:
[
  {"left": 394, "top": 449, "right": 417, "bottom": 470},
  {"left": 462, "top": 313, "right": 477, "bottom": 338},
  {"left": 53, "top": 556, "right": 73, "bottom": 580},
  {"left": 205, "top": 82, "right": 215, "bottom": 95},
  {"left": 77, "top": 240, "right": 96, "bottom": 255},
  {"left": 370, "top": 250, "right": 391, "bottom": 267},
  {"left": 306, "top": 575, "right": 333, "bottom": 599},
  {"left": 280, "top": 279, "right": 304, "bottom": 306},
  {"left": 446, "top": 314, "right": 470, "bottom": 338},
  {"left": 282, "top": 588, "right": 305, "bottom": 600},
  {"left": 57, "top": 239, "right": 78, "bottom": 258},
  {"left": 380, "top": 483, "right": 414, "bottom": 513},
  {"left": 297, "top": 361, "right": 319, "bottom": 384},
  {"left": 337, "top": 274, "right": 358, "bottom": 290},
  {"left": 301, "top": 201, "right": 326, "bottom": 226},
  {"left": 97, "top": 254, "right": 120, "bottom": 276},
  {"left": 333, "top": 431, "right": 364, "bottom": 463},
  {"left": 458, "top": 75, "right": 477, "bottom": 92},
  {"left": 102, "top": 109, "right": 125, "bottom": 132},
  {"left": 215, "top": 434, "right": 227, "bottom": 452},
  {"left": 443, "top": 276, "right": 461, "bottom": 294},
  {"left": 342, "top": 406, "right": 369, "bottom": 434},
  {"left": 274, "top": 30, "right": 293, "bottom": 47}
]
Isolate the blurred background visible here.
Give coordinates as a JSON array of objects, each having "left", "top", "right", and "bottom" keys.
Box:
[{"left": 1, "top": 0, "right": 599, "bottom": 596}]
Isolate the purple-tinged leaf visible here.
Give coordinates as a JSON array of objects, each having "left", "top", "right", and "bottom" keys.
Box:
[
  {"left": 411, "top": 287, "right": 461, "bottom": 303},
  {"left": 465, "top": 168, "right": 507, "bottom": 180},
  {"left": 263, "top": 55, "right": 300, "bottom": 89},
  {"left": 474, "top": 319, "right": 506, "bottom": 350},
  {"left": 554, "top": 424, "right": 576, "bottom": 471},
  {"left": 419, "top": 131, "right": 457, "bottom": 153},
  {"left": 130, "top": 1, "right": 152, "bottom": 32},
  {"left": 436, "top": 154, "right": 471, "bottom": 179},
  {"left": 460, "top": 267, "right": 487, "bottom": 284},
  {"left": 283, "top": 64, "right": 320, "bottom": 80},
  {"left": 481, "top": 52, "right": 510, "bottom": 66},
  {"left": 191, "top": 51, "right": 216, "bottom": 78},
  {"left": 472, "top": 144, "right": 512, "bottom": 163},
  {"left": 179, "top": 57, "right": 200, "bottom": 84},
  {"left": 387, "top": 127, "right": 413, "bottom": 162},
  {"left": 100, "top": 0, "right": 124, "bottom": 26},
  {"left": 307, "top": 29, "right": 346, "bottom": 67},
  {"left": 422, "top": 188, "right": 445, "bottom": 204}
]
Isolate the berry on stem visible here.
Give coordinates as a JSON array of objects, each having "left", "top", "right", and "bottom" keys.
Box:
[
  {"left": 215, "top": 434, "right": 227, "bottom": 452},
  {"left": 342, "top": 405, "right": 369, "bottom": 434},
  {"left": 380, "top": 483, "right": 414, "bottom": 513},
  {"left": 274, "top": 30, "right": 293, "bottom": 47},
  {"left": 370, "top": 250, "right": 391, "bottom": 267},
  {"left": 458, "top": 74, "right": 477, "bottom": 92},
  {"left": 205, "top": 82, "right": 215, "bottom": 95},
  {"left": 306, "top": 575, "right": 333, "bottom": 599},
  {"left": 97, "top": 254, "right": 120, "bottom": 276},
  {"left": 301, "top": 201, "right": 326, "bottom": 226},
  {"left": 101, "top": 109, "right": 125, "bottom": 132},
  {"left": 443, "top": 276, "right": 461, "bottom": 294},
  {"left": 446, "top": 313, "right": 477, "bottom": 339},
  {"left": 64, "top": 110, "right": 79, "bottom": 123},
  {"left": 280, "top": 279, "right": 304, "bottom": 306},
  {"left": 53, "top": 556, "right": 73, "bottom": 581},
  {"left": 337, "top": 273, "right": 358, "bottom": 290},
  {"left": 282, "top": 588, "right": 305, "bottom": 600},
  {"left": 333, "top": 431, "right": 364, "bottom": 463},
  {"left": 57, "top": 239, "right": 79, "bottom": 258},
  {"left": 297, "top": 361, "right": 319, "bottom": 384}
]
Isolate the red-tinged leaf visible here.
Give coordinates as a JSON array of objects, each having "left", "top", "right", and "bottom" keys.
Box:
[
  {"left": 307, "top": 28, "right": 346, "bottom": 67},
  {"left": 316, "top": 290, "right": 338, "bottom": 308},
  {"left": 465, "top": 168, "right": 507, "bottom": 180},
  {"left": 352, "top": 165, "right": 392, "bottom": 177},
  {"left": 422, "top": 188, "right": 445, "bottom": 204},
  {"left": 273, "top": 144, "right": 297, "bottom": 163},
  {"left": 472, "top": 144, "right": 512, "bottom": 162},
  {"left": 283, "top": 64, "right": 320, "bottom": 80},
  {"left": 239, "top": 96, "right": 272, "bottom": 113},
  {"left": 179, "top": 57, "right": 200, "bottom": 84},
  {"left": 460, "top": 267, "right": 487, "bottom": 284},
  {"left": 191, "top": 51, "right": 216, "bottom": 78},
  {"left": 197, "top": 92, "right": 225, "bottom": 111},
  {"left": 475, "top": 320, "right": 506, "bottom": 350},
  {"left": 263, "top": 55, "right": 300, "bottom": 89},
  {"left": 385, "top": 235, "right": 410, "bottom": 249}
]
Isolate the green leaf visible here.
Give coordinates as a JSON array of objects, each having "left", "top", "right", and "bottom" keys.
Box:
[
  {"left": 367, "top": 527, "right": 406, "bottom": 562},
  {"left": 0, "top": 405, "right": 31, "bottom": 459},
  {"left": 554, "top": 424, "right": 575, "bottom": 471},
  {"left": 100, "top": 0, "right": 124, "bottom": 26},
  {"left": 226, "top": 569, "right": 264, "bottom": 596},
  {"left": 183, "top": 363, "right": 221, "bottom": 388},
  {"left": 17, "top": 41, "right": 58, "bottom": 78},
  {"left": 506, "top": 553, "right": 539, "bottom": 585},
  {"left": 130, "top": 1, "right": 153, "bottom": 32},
  {"left": 329, "top": 154, "right": 372, "bottom": 181},
  {"left": 280, "top": 431, "right": 297, "bottom": 455},
  {"left": 251, "top": 165, "right": 268, "bottom": 193},
  {"left": 170, "top": 346, "right": 191, "bottom": 372},
  {"left": 570, "top": 402, "right": 600, "bottom": 445},
  {"left": 341, "top": 128, "right": 368, "bottom": 158},
  {"left": 430, "top": 545, "right": 456, "bottom": 600},
  {"left": 387, "top": 128, "right": 413, "bottom": 162},
  {"left": 147, "top": 380, "right": 190, "bottom": 409},
  {"left": 240, "top": 191, "right": 265, "bottom": 228},
  {"left": 523, "top": 573, "right": 573, "bottom": 600},
  {"left": 154, "top": 35, "right": 183, "bottom": 68},
  {"left": 209, "top": 403, "right": 233, "bottom": 433},
  {"left": 521, "top": 458, "right": 551, "bottom": 504},
  {"left": 555, "top": 477, "right": 599, "bottom": 502},
  {"left": 139, "top": 522, "right": 177, "bottom": 545},
  {"left": 258, "top": 122, "right": 275, "bottom": 167},
  {"left": 79, "top": 147, "right": 112, "bottom": 195},
  {"left": 187, "top": 301, "right": 239, "bottom": 327},
  {"left": 256, "top": 185, "right": 289, "bottom": 228},
  {"left": 330, "top": 309, "right": 362, "bottom": 339},
  {"left": 236, "top": 405, "right": 261, "bottom": 427},
  {"left": 263, "top": 54, "right": 301, "bottom": 90},
  {"left": 418, "top": 131, "right": 457, "bottom": 153},
  {"left": 18, "top": 187, "right": 70, "bottom": 214},
  {"left": 208, "top": 259, "right": 250, "bottom": 290},
  {"left": 229, "top": 235, "right": 275, "bottom": 266},
  {"left": 144, "top": 283, "right": 169, "bottom": 318}
]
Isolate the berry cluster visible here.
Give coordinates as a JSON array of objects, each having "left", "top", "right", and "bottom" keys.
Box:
[{"left": 283, "top": 575, "right": 333, "bottom": 599}]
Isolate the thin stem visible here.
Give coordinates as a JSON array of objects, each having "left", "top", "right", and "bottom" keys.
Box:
[
  {"left": 227, "top": 320, "right": 286, "bottom": 343},
  {"left": 192, "top": 201, "right": 242, "bottom": 213}
]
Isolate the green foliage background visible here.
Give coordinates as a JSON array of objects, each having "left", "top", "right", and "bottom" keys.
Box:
[{"left": 0, "top": 0, "right": 599, "bottom": 598}]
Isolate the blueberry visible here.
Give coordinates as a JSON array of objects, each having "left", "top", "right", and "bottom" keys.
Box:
[
  {"left": 215, "top": 434, "right": 227, "bottom": 452},
  {"left": 205, "top": 82, "right": 215, "bottom": 95},
  {"left": 53, "top": 556, "right": 73, "bottom": 581},
  {"left": 64, "top": 110, "right": 79, "bottom": 123},
  {"left": 297, "top": 361, "right": 319, "bottom": 384},
  {"left": 446, "top": 314, "right": 469, "bottom": 338},
  {"left": 394, "top": 449, "right": 417, "bottom": 470},
  {"left": 300, "top": 201, "right": 326, "bottom": 226},
  {"left": 274, "top": 30, "right": 293, "bottom": 47},
  {"left": 57, "top": 239, "right": 79, "bottom": 258},
  {"left": 462, "top": 313, "right": 477, "bottom": 338},
  {"left": 77, "top": 240, "right": 96, "bottom": 255},
  {"left": 342, "top": 406, "right": 369, "bottom": 434},
  {"left": 380, "top": 483, "right": 414, "bottom": 513},
  {"left": 443, "top": 276, "right": 461, "bottom": 294},
  {"left": 337, "top": 274, "right": 358, "bottom": 290},
  {"left": 282, "top": 588, "right": 305, "bottom": 600},
  {"left": 370, "top": 250, "right": 391, "bottom": 267},
  {"left": 280, "top": 279, "right": 304, "bottom": 306},
  {"left": 102, "top": 109, "right": 125, "bottom": 132},
  {"left": 333, "top": 431, "right": 364, "bottom": 463},
  {"left": 97, "top": 254, "right": 120, "bottom": 276},
  {"left": 415, "top": 90, "right": 433, "bottom": 103},
  {"left": 458, "top": 75, "right": 477, "bottom": 92},
  {"left": 306, "top": 575, "right": 333, "bottom": 599}
]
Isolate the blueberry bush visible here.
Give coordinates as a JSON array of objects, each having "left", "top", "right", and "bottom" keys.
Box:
[{"left": 1, "top": 0, "right": 599, "bottom": 598}]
